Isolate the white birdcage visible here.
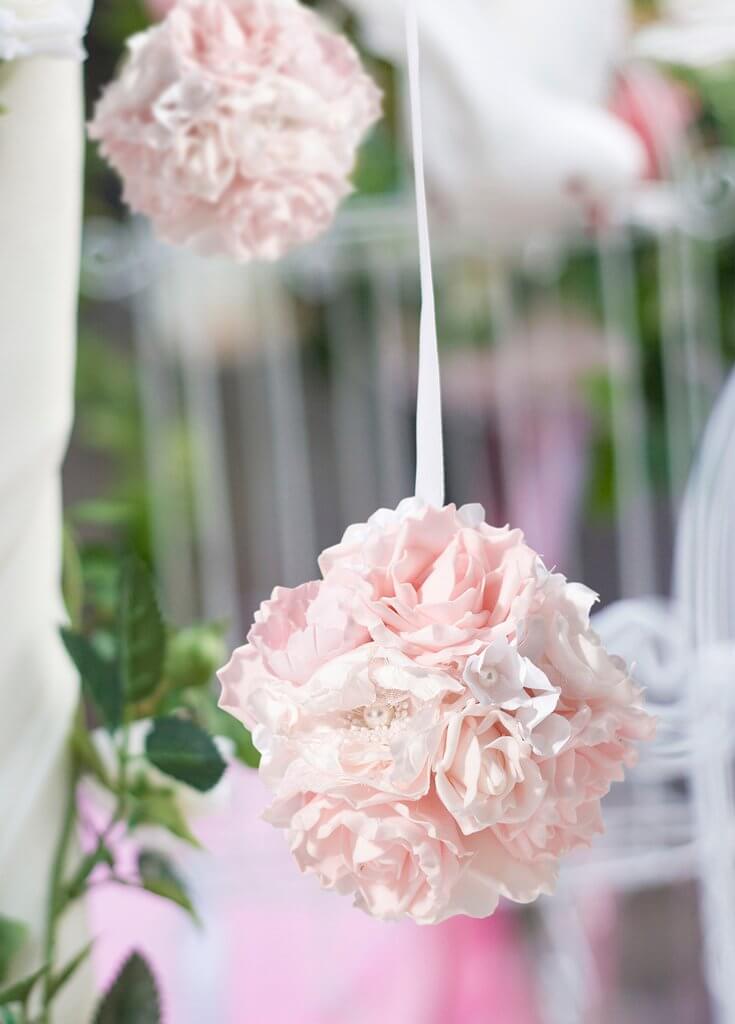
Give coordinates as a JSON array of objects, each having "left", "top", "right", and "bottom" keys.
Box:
[{"left": 79, "top": 44, "right": 735, "bottom": 1024}]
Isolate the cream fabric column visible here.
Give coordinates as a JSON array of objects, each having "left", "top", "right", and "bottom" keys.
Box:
[{"left": 0, "top": 57, "right": 91, "bottom": 1020}]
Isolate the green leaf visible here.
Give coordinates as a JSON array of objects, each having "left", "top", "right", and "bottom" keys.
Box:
[
  {"left": 137, "top": 850, "right": 199, "bottom": 924},
  {"left": 128, "top": 788, "right": 200, "bottom": 848},
  {"left": 61, "top": 525, "right": 84, "bottom": 630},
  {"left": 0, "top": 1005, "right": 19, "bottom": 1023},
  {"left": 211, "top": 707, "right": 260, "bottom": 769},
  {"left": 59, "top": 845, "right": 114, "bottom": 907},
  {"left": 46, "top": 942, "right": 93, "bottom": 1001},
  {"left": 0, "top": 918, "right": 27, "bottom": 983},
  {"left": 118, "top": 557, "right": 166, "bottom": 702},
  {"left": 61, "top": 629, "right": 122, "bottom": 731},
  {"left": 176, "top": 689, "right": 260, "bottom": 769},
  {"left": 80, "top": 548, "right": 120, "bottom": 626},
  {"left": 145, "top": 717, "right": 226, "bottom": 793},
  {"left": 164, "top": 623, "right": 228, "bottom": 691},
  {"left": 0, "top": 964, "right": 46, "bottom": 1006},
  {"left": 93, "top": 952, "right": 161, "bottom": 1024}
]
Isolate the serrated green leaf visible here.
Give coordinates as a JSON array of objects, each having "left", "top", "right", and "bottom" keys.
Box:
[
  {"left": 93, "top": 952, "right": 161, "bottom": 1024},
  {"left": 128, "top": 790, "right": 200, "bottom": 848},
  {"left": 145, "top": 717, "right": 226, "bottom": 793},
  {"left": 0, "top": 964, "right": 46, "bottom": 1006},
  {"left": 61, "top": 629, "right": 122, "bottom": 731},
  {"left": 46, "top": 942, "right": 93, "bottom": 1001},
  {"left": 0, "top": 918, "right": 27, "bottom": 984},
  {"left": 137, "top": 850, "right": 199, "bottom": 924},
  {"left": 118, "top": 557, "right": 166, "bottom": 702}
]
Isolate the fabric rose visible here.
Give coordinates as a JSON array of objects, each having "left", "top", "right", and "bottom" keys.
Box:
[
  {"left": 0, "top": 0, "right": 92, "bottom": 60},
  {"left": 219, "top": 578, "right": 370, "bottom": 736},
  {"left": 220, "top": 499, "right": 654, "bottom": 923},
  {"left": 87, "top": 0, "right": 382, "bottom": 262},
  {"left": 319, "top": 498, "right": 540, "bottom": 666},
  {"left": 249, "top": 581, "right": 368, "bottom": 686},
  {"left": 265, "top": 791, "right": 494, "bottom": 925},
  {"left": 435, "top": 706, "right": 546, "bottom": 836}
]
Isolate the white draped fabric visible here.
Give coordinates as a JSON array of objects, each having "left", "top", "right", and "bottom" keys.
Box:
[
  {"left": 0, "top": 58, "right": 91, "bottom": 1018},
  {"left": 0, "top": 0, "right": 93, "bottom": 60}
]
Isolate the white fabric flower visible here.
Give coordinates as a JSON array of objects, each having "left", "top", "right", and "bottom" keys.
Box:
[{"left": 0, "top": 0, "right": 93, "bottom": 61}]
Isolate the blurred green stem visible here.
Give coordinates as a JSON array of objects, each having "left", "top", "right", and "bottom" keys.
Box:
[{"left": 39, "top": 752, "right": 79, "bottom": 1024}]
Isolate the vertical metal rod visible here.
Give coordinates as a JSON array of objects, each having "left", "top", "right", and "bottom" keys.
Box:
[
  {"left": 176, "top": 260, "right": 243, "bottom": 632},
  {"left": 257, "top": 265, "right": 318, "bottom": 585},
  {"left": 597, "top": 228, "right": 658, "bottom": 599},
  {"left": 133, "top": 248, "right": 199, "bottom": 624}
]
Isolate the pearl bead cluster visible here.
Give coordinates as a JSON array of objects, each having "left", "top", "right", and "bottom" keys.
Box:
[{"left": 345, "top": 688, "right": 411, "bottom": 739}]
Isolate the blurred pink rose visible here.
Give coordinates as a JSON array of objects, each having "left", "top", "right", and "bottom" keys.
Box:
[
  {"left": 88, "top": 0, "right": 381, "bottom": 261},
  {"left": 609, "top": 66, "right": 697, "bottom": 179},
  {"left": 221, "top": 499, "right": 654, "bottom": 924}
]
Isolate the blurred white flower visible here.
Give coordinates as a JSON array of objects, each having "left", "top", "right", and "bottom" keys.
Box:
[
  {"left": 342, "top": 0, "right": 646, "bottom": 243},
  {"left": 0, "top": 0, "right": 93, "bottom": 61},
  {"left": 633, "top": 0, "right": 735, "bottom": 67}
]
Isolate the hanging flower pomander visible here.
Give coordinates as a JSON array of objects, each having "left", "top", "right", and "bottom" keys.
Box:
[
  {"left": 219, "top": 499, "right": 654, "bottom": 924},
  {"left": 88, "top": 0, "right": 382, "bottom": 261}
]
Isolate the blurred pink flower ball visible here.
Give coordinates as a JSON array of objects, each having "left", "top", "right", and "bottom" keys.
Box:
[
  {"left": 88, "top": 0, "right": 382, "bottom": 262},
  {"left": 144, "top": 0, "right": 175, "bottom": 18},
  {"left": 220, "top": 499, "right": 654, "bottom": 924}
]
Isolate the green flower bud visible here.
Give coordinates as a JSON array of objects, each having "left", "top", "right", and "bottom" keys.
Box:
[{"left": 165, "top": 625, "right": 227, "bottom": 691}]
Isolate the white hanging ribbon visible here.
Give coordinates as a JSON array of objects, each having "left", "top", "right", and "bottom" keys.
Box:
[{"left": 405, "top": 0, "right": 445, "bottom": 508}]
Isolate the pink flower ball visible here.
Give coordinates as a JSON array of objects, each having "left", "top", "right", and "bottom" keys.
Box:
[
  {"left": 144, "top": 0, "right": 175, "bottom": 19},
  {"left": 88, "top": 0, "right": 382, "bottom": 262},
  {"left": 220, "top": 499, "right": 654, "bottom": 924}
]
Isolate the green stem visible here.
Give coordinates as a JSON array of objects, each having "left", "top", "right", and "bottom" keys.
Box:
[
  {"left": 37, "top": 711, "right": 132, "bottom": 1021},
  {"left": 56, "top": 839, "right": 113, "bottom": 912},
  {"left": 39, "top": 755, "right": 79, "bottom": 1024},
  {"left": 116, "top": 723, "right": 130, "bottom": 821}
]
